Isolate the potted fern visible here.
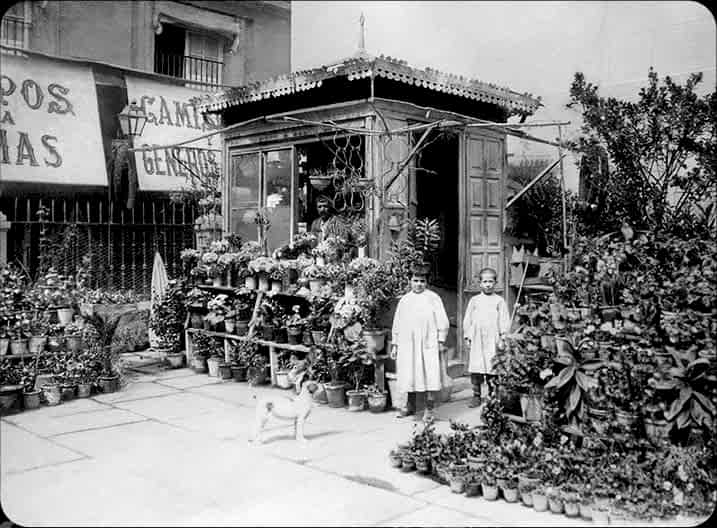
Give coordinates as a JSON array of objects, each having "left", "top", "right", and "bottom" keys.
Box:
[{"left": 82, "top": 313, "right": 122, "bottom": 393}]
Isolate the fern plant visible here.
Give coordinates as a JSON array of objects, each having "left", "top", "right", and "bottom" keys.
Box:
[{"left": 409, "top": 218, "right": 441, "bottom": 261}]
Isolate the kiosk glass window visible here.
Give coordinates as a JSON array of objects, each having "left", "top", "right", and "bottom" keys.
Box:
[
  {"left": 263, "top": 149, "right": 293, "bottom": 253},
  {"left": 229, "top": 152, "right": 260, "bottom": 242}
]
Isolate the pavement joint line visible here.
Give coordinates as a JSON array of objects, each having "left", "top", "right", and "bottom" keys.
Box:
[
  {"left": 1, "top": 418, "right": 94, "bottom": 459},
  {"left": 48, "top": 418, "right": 151, "bottom": 438},
  {"left": 3, "top": 455, "right": 90, "bottom": 476}
]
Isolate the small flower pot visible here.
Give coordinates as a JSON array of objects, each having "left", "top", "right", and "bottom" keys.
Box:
[
  {"left": 248, "top": 366, "right": 268, "bottom": 386},
  {"left": 644, "top": 417, "right": 671, "bottom": 444},
  {"left": 224, "top": 319, "right": 236, "bottom": 334},
  {"left": 503, "top": 486, "right": 519, "bottom": 503},
  {"left": 0, "top": 385, "right": 23, "bottom": 414},
  {"left": 261, "top": 325, "right": 274, "bottom": 341},
  {"left": 449, "top": 477, "right": 466, "bottom": 494},
  {"left": 56, "top": 307, "right": 74, "bottom": 326},
  {"left": 231, "top": 365, "right": 248, "bottom": 382},
  {"left": 98, "top": 375, "right": 119, "bottom": 393},
  {"left": 520, "top": 393, "right": 543, "bottom": 422},
  {"left": 192, "top": 356, "right": 208, "bottom": 373},
  {"left": 42, "top": 383, "right": 62, "bottom": 406},
  {"left": 234, "top": 320, "right": 250, "bottom": 336},
  {"left": 315, "top": 256, "right": 326, "bottom": 267},
  {"left": 207, "top": 357, "right": 222, "bottom": 377},
  {"left": 47, "top": 337, "right": 64, "bottom": 353},
  {"left": 245, "top": 275, "right": 257, "bottom": 290},
  {"left": 415, "top": 457, "right": 431, "bottom": 474},
  {"left": 367, "top": 391, "right": 388, "bottom": 413},
  {"left": 61, "top": 384, "right": 77, "bottom": 401},
  {"left": 310, "top": 330, "right": 326, "bottom": 345},
  {"left": 313, "top": 383, "right": 329, "bottom": 404},
  {"left": 77, "top": 382, "right": 93, "bottom": 398},
  {"left": 532, "top": 491, "right": 548, "bottom": 512},
  {"left": 389, "top": 452, "right": 403, "bottom": 468},
  {"left": 258, "top": 276, "right": 270, "bottom": 292},
  {"left": 218, "top": 363, "right": 233, "bottom": 380},
  {"left": 346, "top": 389, "right": 367, "bottom": 411},
  {"left": 481, "top": 482, "right": 499, "bottom": 501},
  {"left": 28, "top": 335, "right": 47, "bottom": 355},
  {"left": 65, "top": 335, "right": 82, "bottom": 353},
  {"left": 325, "top": 382, "right": 346, "bottom": 408},
  {"left": 0, "top": 338, "right": 9, "bottom": 356},
  {"left": 465, "top": 481, "right": 481, "bottom": 497},
  {"left": 23, "top": 390, "right": 42, "bottom": 410},
  {"left": 579, "top": 502, "right": 592, "bottom": 520},
  {"left": 212, "top": 276, "right": 223, "bottom": 287},
  {"left": 548, "top": 496, "right": 564, "bottom": 514},
  {"left": 591, "top": 507, "right": 609, "bottom": 525},
  {"left": 275, "top": 369, "right": 292, "bottom": 389},
  {"left": 401, "top": 455, "right": 416, "bottom": 472},
  {"left": 564, "top": 500, "right": 580, "bottom": 517},
  {"left": 521, "top": 490, "right": 534, "bottom": 507},
  {"left": 287, "top": 326, "right": 303, "bottom": 345},
  {"left": 166, "top": 352, "right": 184, "bottom": 369},
  {"left": 10, "top": 339, "right": 29, "bottom": 356},
  {"left": 270, "top": 280, "right": 282, "bottom": 294},
  {"left": 302, "top": 330, "right": 313, "bottom": 346}
]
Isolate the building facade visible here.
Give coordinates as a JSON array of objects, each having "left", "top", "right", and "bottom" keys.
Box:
[{"left": 0, "top": 0, "right": 291, "bottom": 291}]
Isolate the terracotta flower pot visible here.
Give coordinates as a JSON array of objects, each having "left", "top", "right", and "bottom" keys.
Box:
[
  {"left": 231, "top": 365, "right": 248, "bottom": 382},
  {"left": 465, "top": 481, "right": 481, "bottom": 497},
  {"left": 548, "top": 496, "right": 564, "bottom": 514},
  {"left": 401, "top": 454, "right": 415, "bottom": 472},
  {"left": 192, "top": 356, "right": 208, "bottom": 373},
  {"left": 532, "top": 491, "right": 548, "bottom": 512},
  {"left": 23, "top": 390, "right": 41, "bottom": 410},
  {"left": 481, "top": 482, "right": 499, "bottom": 501},
  {"left": 261, "top": 325, "right": 274, "bottom": 341},
  {"left": 388, "top": 452, "right": 403, "bottom": 468},
  {"left": 28, "top": 335, "right": 47, "bottom": 355},
  {"left": 449, "top": 477, "right": 466, "bottom": 494},
  {"left": 98, "top": 375, "right": 119, "bottom": 393},
  {"left": 224, "top": 319, "right": 236, "bottom": 334},
  {"left": 346, "top": 389, "right": 367, "bottom": 411},
  {"left": 207, "top": 356, "right": 222, "bottom": 377},
  {"left": 0, "top": 338, "right": 9, "bottom": 356},
  {"left": 42, "top": 383, "right": 62, "bottom": 406},
  {"left": 0, "top": 385, "right": 23, "bottom": 414},
  {"left": 218, "top": 363, "right": 233, "bottom": 380},
  {"left": 65, "top": 335, "right": 82, "bottom": 353},
  {"left": 362, "top": 328, "right": 386, "bottom": 354},
  {"left": 77, "top": 382, "right": 92, "bottom": 398},
  {"left": 61, "top": 384, "right": 77, "bottom": 401},
  {"left": 367, "top": 391, "right": 388, "bottom": 413},
  {"left": 248, "top": 366, "right": 268, "bottom": 386},
  {"left": 245, "top": 275, "right": 257, "bottom": 290},
  {"left": 325, "top": 382, "right": 346, "bottom": 408},
  {"left": 275, "top": 370, "right": 292, "bottom": 389},
  {"left": 503, "top": 486, "right": 519, "bottom": 503},
  {"left": 10, "top": 339, "right": 28, "bottom": 356},
  {"left": 564, "top": 500, "right": 580, "bottom": 517},
  {"left": 579, "top": 501, "right": 592, "bottom": 520},
  {"left": 166, "top": 352, "right": 184, "bottom": 369}
]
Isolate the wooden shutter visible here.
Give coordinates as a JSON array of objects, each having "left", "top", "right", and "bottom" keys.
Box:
[{"left": 464, "top": 134, "right": 505, "bottom": 289}]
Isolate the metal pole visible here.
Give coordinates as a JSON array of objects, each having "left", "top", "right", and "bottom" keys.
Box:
[{"left": 558, "top": 125, "right": 568, "bottom": 268}]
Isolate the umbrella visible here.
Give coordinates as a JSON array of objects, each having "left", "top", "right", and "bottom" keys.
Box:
[{"left": 149, "top": 251, "right": 169, "bottom": 349}]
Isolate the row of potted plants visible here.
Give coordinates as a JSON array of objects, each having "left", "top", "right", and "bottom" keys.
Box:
[{"left": 391, "top": 394, "right": 715, "bottom": 523}]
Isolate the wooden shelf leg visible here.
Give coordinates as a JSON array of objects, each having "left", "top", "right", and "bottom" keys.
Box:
[
  {"left": 269, "top": 345, "right": 278, "bottom": 386},
  {"left": 185, "top": 330, "right": 193, "bottom": 365}
]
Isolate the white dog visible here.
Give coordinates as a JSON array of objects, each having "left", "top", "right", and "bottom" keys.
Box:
[{"left": 250, "top": 380, "right": 319, "bottom": 444}]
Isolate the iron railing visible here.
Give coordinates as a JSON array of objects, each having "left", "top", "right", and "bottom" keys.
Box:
[
  {"left": 154, "top": 51, "right": 224, "bottom": 91},
  {"left": 2, "top": 196, "right": 198, "bottom": 295}
]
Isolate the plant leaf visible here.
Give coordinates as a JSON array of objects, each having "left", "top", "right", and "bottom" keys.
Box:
[
  {"left": 581, "top": 360, "right": 604, "bottom": 372},
  {"left": 566, "top": 386, "right": 581, "bottom": 416},
  {"left": 693, "top": 391, "right": 716, "bottom": 415},
  {"left": 546, "top": 365, "right": 576, "bottom": 389}
]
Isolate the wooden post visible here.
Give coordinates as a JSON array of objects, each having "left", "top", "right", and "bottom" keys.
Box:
[
  {"left": 558, "top": 125, "right": 568, "bottom": 270},
  {"left": 0, "top": 212, "right": 9, "bottom": 265}
]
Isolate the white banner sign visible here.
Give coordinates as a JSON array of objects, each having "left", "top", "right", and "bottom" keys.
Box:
[
  {"left": 0, "top": 53, "right": 106, "bottom": 186},
  {"left": 125, "top": 76, "right": 222, "bottom": 192}
]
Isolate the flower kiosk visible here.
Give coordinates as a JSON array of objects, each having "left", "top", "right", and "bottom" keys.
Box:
[{"left": 181, "top": 54, "right": 541, "bottom": 409}]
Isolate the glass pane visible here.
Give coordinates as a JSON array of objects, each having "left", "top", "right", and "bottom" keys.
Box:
[
  {"left": 204, "top": 36, "right": 221, "bottom": 60},
  {"left": 229, "top": 153, "right": 261, "bottom": 244},
  {"left": 186, "top": 31, "right": 203, "bottom": 57},
  {"left": 264, "top": 149, "right": 292, "bottom": 253}
]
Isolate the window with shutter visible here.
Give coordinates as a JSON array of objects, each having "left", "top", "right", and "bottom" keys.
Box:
[
  {"left": 184, "top": 31, "right": 223, "bottom": 88},
  {"left": 1, "top": 1, "right": 30, "bottom": 52}
]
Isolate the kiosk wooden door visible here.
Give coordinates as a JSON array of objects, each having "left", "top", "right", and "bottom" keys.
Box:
[{"left": 458, "top": 133, "right": 505, "bottom": 363}]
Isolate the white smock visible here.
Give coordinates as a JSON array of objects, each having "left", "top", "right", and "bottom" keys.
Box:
[
  {"left": 391, "top": 290, "right": 449, "bottom": 393},
  {"left": 463, "top": 293, "right": 510, "bottom": 374}
]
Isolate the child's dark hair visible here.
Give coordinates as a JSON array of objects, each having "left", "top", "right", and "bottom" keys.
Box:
[{"left": 478, "top": 267, "right": 498, "bottom": 280}]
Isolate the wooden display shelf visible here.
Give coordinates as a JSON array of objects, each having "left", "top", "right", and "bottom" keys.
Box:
[{"left": 0, "top": 352, "right": 41, "bottom": 360}]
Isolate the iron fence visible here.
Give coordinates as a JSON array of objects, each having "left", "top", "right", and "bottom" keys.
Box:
[
  {"left": 2, "top": 196, "right": 197, "bottom": 295},
  {"left": 154, "top": 51, "right": 224, "bottom": 91}
]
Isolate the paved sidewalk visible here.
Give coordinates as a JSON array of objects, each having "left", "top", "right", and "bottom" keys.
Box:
[{"left": 0, "top": 366, "right": 707, "bottom": 527}]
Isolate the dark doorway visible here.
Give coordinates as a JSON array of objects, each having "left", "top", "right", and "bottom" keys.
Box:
[
  {"left": 413, "top": 130, "right": 460, "bottom": 359},
  {"left": 154, "top": 23, "right": 186, "bottom": 79}
]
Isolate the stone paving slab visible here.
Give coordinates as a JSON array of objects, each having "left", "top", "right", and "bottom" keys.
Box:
[
  {"left": 254, "top": 429, "right": 362, "bottom": 464},
  {"left": 148, "top": 367, "right": 198, "bottom": 380},
  {"left": 188, "top": 380, "right": 279, "bottom": 406},
  {"left": 184, "top": 465, "right": 426, "bottom": 527},
  {"left": 1, "top": 456, "right": 202, "bottom": 527},
  {"left": 7, "top": 397, "right": 110, "bottom": 418},
  {"left": 111, "top": 391, "right": 241, "bottom": 421},
  {"left": 2, "top": 407, "right": 148, "bottom": 437},
  {"left": 164, "top": 405, "right": 294, "bottom": 442},
  {"left": 49, "top": 420, "right": 209, "bottom": 467},
  {"left": 0, "top": 422, "right": 86, "bottom": 475},
  {"left": 376, "top": 504, "right": 501, "bottom": 527},
  {"left": 90, "top": 381, "right": 181, "bottom": 404}
]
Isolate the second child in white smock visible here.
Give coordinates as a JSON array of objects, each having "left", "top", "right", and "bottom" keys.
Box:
[{"left": 463, "top": 267, "right": 510, "bottom": 408}]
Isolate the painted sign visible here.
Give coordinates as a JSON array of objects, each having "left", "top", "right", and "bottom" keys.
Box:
[
  {"left": 125, "top": 76, "right": 222, "bottom": 192},
  {"left": 0, "top": 53, "right": 106, "bottom": 186}
]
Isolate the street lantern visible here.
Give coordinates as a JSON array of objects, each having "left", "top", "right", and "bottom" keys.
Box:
[{"left": 117, "top": 100, "right": 147, "bottom": 139}]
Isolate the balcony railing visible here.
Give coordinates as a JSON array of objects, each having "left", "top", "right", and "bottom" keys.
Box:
[
  {"left": 154, "top": 51, "right": 224, "bottom": 91},
  {"left": 1, "top": 16, "right": 30, "bottom": 51}
]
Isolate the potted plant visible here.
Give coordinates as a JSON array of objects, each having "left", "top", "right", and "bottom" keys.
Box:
[
  {"left": 285, "top": 305, "right": 305, "bottom": 345},
  {"left": 546, "top": 485, "right": 564, "bottom": 514},
  {"left": 247, "top": 351, "right": 269, "bottom": 386},
  {"left": 0, "top": 326, "right": 9, "bottom": 357},
  {"left": 366, "top": 383, "right": 388, "bottom": 413},
  {"left": 343, "top": 342, "right": 373, "bottom": 412},
  {"left": 388, "top": 448, "right": 403, "bottom": 468},
  {"left": 302, "top": 264, "right": 329, "bottom": 295},
  {"left": 64, "top": 319, "right": 84, "bottom": 353},
  {"left": 481, "top": 466, "right": 499, "bottom": 501},
  {"left": 180, "top": 248, "right": 202, "bottom": 281},
  {"left": 82, "top": 312, "right": 122, "bottom": 393},
  {"left": 233, "top": 296, "right": 254, "bottom": 336},
  {"left": 28, "top": 311, "right": 50, "bottom": 355},
  {"left": 353, "top": 260, "right": 393, "bottom": 354},
  {"left": 324, "top": 345, "right": 347, "bottom": 408},
  {"left": 269, "top": 264, "right": 286, "bottom": 293},
  {"left": 200, "top": 251, "right": 221, "bottom": 286},
  {"left": 249, "top": 256, "right": 279, "bottom": 292},
  {"left": 9, "top": 319, "right": 30, "bottom": 356},
  {"left": 205, "top": 294, "right": 231, "bottom": 333},
  {"left": 531, "top": 484, "right": 549, "bottom": 512},
  {"left": 274, "top": 355, "right": 293, "bottom": 390},
  {"left": 502, "top": 476, "right": 520, "bottom": 503},
  {"left": 230, "top": 339, "right": 255, "bottom": 382},
  {"left": 0, "top": 359, "right": 24, "bottom": 414},
  {"left": 561, "top": 484, "right": 581, "bottom": 517}
]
